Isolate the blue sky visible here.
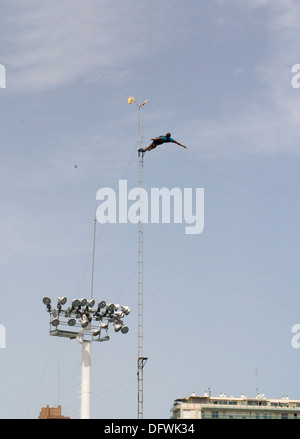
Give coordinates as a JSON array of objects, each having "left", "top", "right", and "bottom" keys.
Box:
[{"left": 1, "top": 0, "right": 300, "bottom": 419}]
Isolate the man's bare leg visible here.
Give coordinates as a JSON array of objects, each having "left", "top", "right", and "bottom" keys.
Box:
[{"left": 138, "top": 142, "right": 157, "bottom": 153}]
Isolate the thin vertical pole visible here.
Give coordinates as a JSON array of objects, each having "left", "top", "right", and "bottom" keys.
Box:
[
  {"left": 255, "top": 368, "right": 259, "bottom": 395},
  {"left": 81, "top": 340, "right": 91, "bottom": 419},
  {"left": 90, "top": 207, "right": 97, "bottom": 300},
  {"left": 57, "top": 364, "right": 60, "bottom": 406}
]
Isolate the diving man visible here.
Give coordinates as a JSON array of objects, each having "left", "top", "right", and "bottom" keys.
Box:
[{"left": 138, "top": 133, "right": 187, "bottom": 153}]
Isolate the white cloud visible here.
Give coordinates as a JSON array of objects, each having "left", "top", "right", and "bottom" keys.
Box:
[
  {"left": 3, "top": 0, "right": 300, "bottom": 159},
  {"left": 2, "top": 0, "right": 190, "bottom": 92},
  {"left": 184, "top": 106, "right": 299, "bottom": 161},
  {"left": 3, "top": 1, "right": 126, "bottom": 90},
  {"left": 228, "top": 0, "right": 300, "bottom": 113},
  {"left": 227, "top": 0, "right": 271, "bottom": 9},
  {"left": 186, "top": 0, "right": 300, "bottom": 159}
]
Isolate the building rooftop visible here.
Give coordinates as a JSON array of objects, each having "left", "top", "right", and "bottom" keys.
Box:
[
  {"left": 171, "top": 392, "right": 300, "bottom": 419},
  {"left": 173, "top": 392, "right": 300, "bottom": 407}
]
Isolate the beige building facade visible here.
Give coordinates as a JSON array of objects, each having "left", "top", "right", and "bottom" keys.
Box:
[{"left": 171, "top": 392, "right": 300, "bottom": 419}]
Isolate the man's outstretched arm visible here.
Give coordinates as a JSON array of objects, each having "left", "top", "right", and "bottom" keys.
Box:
[{"left": 173, "top": 140, "right": 187, "bottom": 149}]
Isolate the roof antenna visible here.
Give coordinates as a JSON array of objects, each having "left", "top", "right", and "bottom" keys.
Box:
[
  {"left": 255, "top": 368, "right": 259, "bottom": 395},
  {"left": 57, "top": 364, "right": 60, "bottom": 406}
]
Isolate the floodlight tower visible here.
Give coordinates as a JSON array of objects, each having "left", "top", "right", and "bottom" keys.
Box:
[
  {"left": 128, "top": 96, "right": 148, "bottom": 419},
  {"left": 42, "top": 297, "right": 130, "bottom": 419}
]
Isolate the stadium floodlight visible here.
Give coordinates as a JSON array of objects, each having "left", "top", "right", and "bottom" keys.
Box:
[
  {"left": 99, "top": 320, "right": 108, "bottom": 329},
  {"left": 51, "top": 317, "right": 60, "bottom": 327},
  {"left": 72, "top": 299, "right": 80, "bottom": 308},
  {"left": 98, "top": 300, "right": 106, "bottom": 309},
  {"left": 121, "top": 326, "right": 129, "bottom": 334},
  {"left": 113, "top": 322, "right": 122, "bottom": 332},
  {"left": 87, "top": 299, "right": 95, "bottom": 308},
  {"left": 42, "top": 296, "right": 130, "bottom": 419},
  {"left": 81, "top": 314, "right": 89, "bottom": 328},
  {"left": 107, "top": 304, "right": 114, "bottom": 314},
  {"left": 120, "top": 305, "right": 131, "bottom": 315}
]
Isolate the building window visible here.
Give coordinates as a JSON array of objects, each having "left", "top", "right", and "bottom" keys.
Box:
[
  {"left": 263, "top": 413, "right": 272, "bottom": 419},
  {"left": 212, "top": 411, "right": 219, "bottom": 419},
  {"left": 281, "top": 413, "right": 288, "bottom": 419},
  {"left": 182, "top": 410, "right": 191, "bottom": 419}
]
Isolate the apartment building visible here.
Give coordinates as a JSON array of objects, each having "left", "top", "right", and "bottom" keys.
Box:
[{"left": 171, "top": 392, "right": 300, "bottom": 419}]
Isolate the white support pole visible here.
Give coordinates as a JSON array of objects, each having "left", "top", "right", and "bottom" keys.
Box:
[{"left": 81, "top": 340, "right": 91, "bottom": 419}]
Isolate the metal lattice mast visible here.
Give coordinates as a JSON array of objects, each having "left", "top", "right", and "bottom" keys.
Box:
[
  {"left": 137, "top": 149, "right": 143, "bottom": 419},
  {"left": 137, "top": 101, "right": 148, "bottom": 420},
  {"left": 128, "top": 96, "right": 148, "bottom": 419}
]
